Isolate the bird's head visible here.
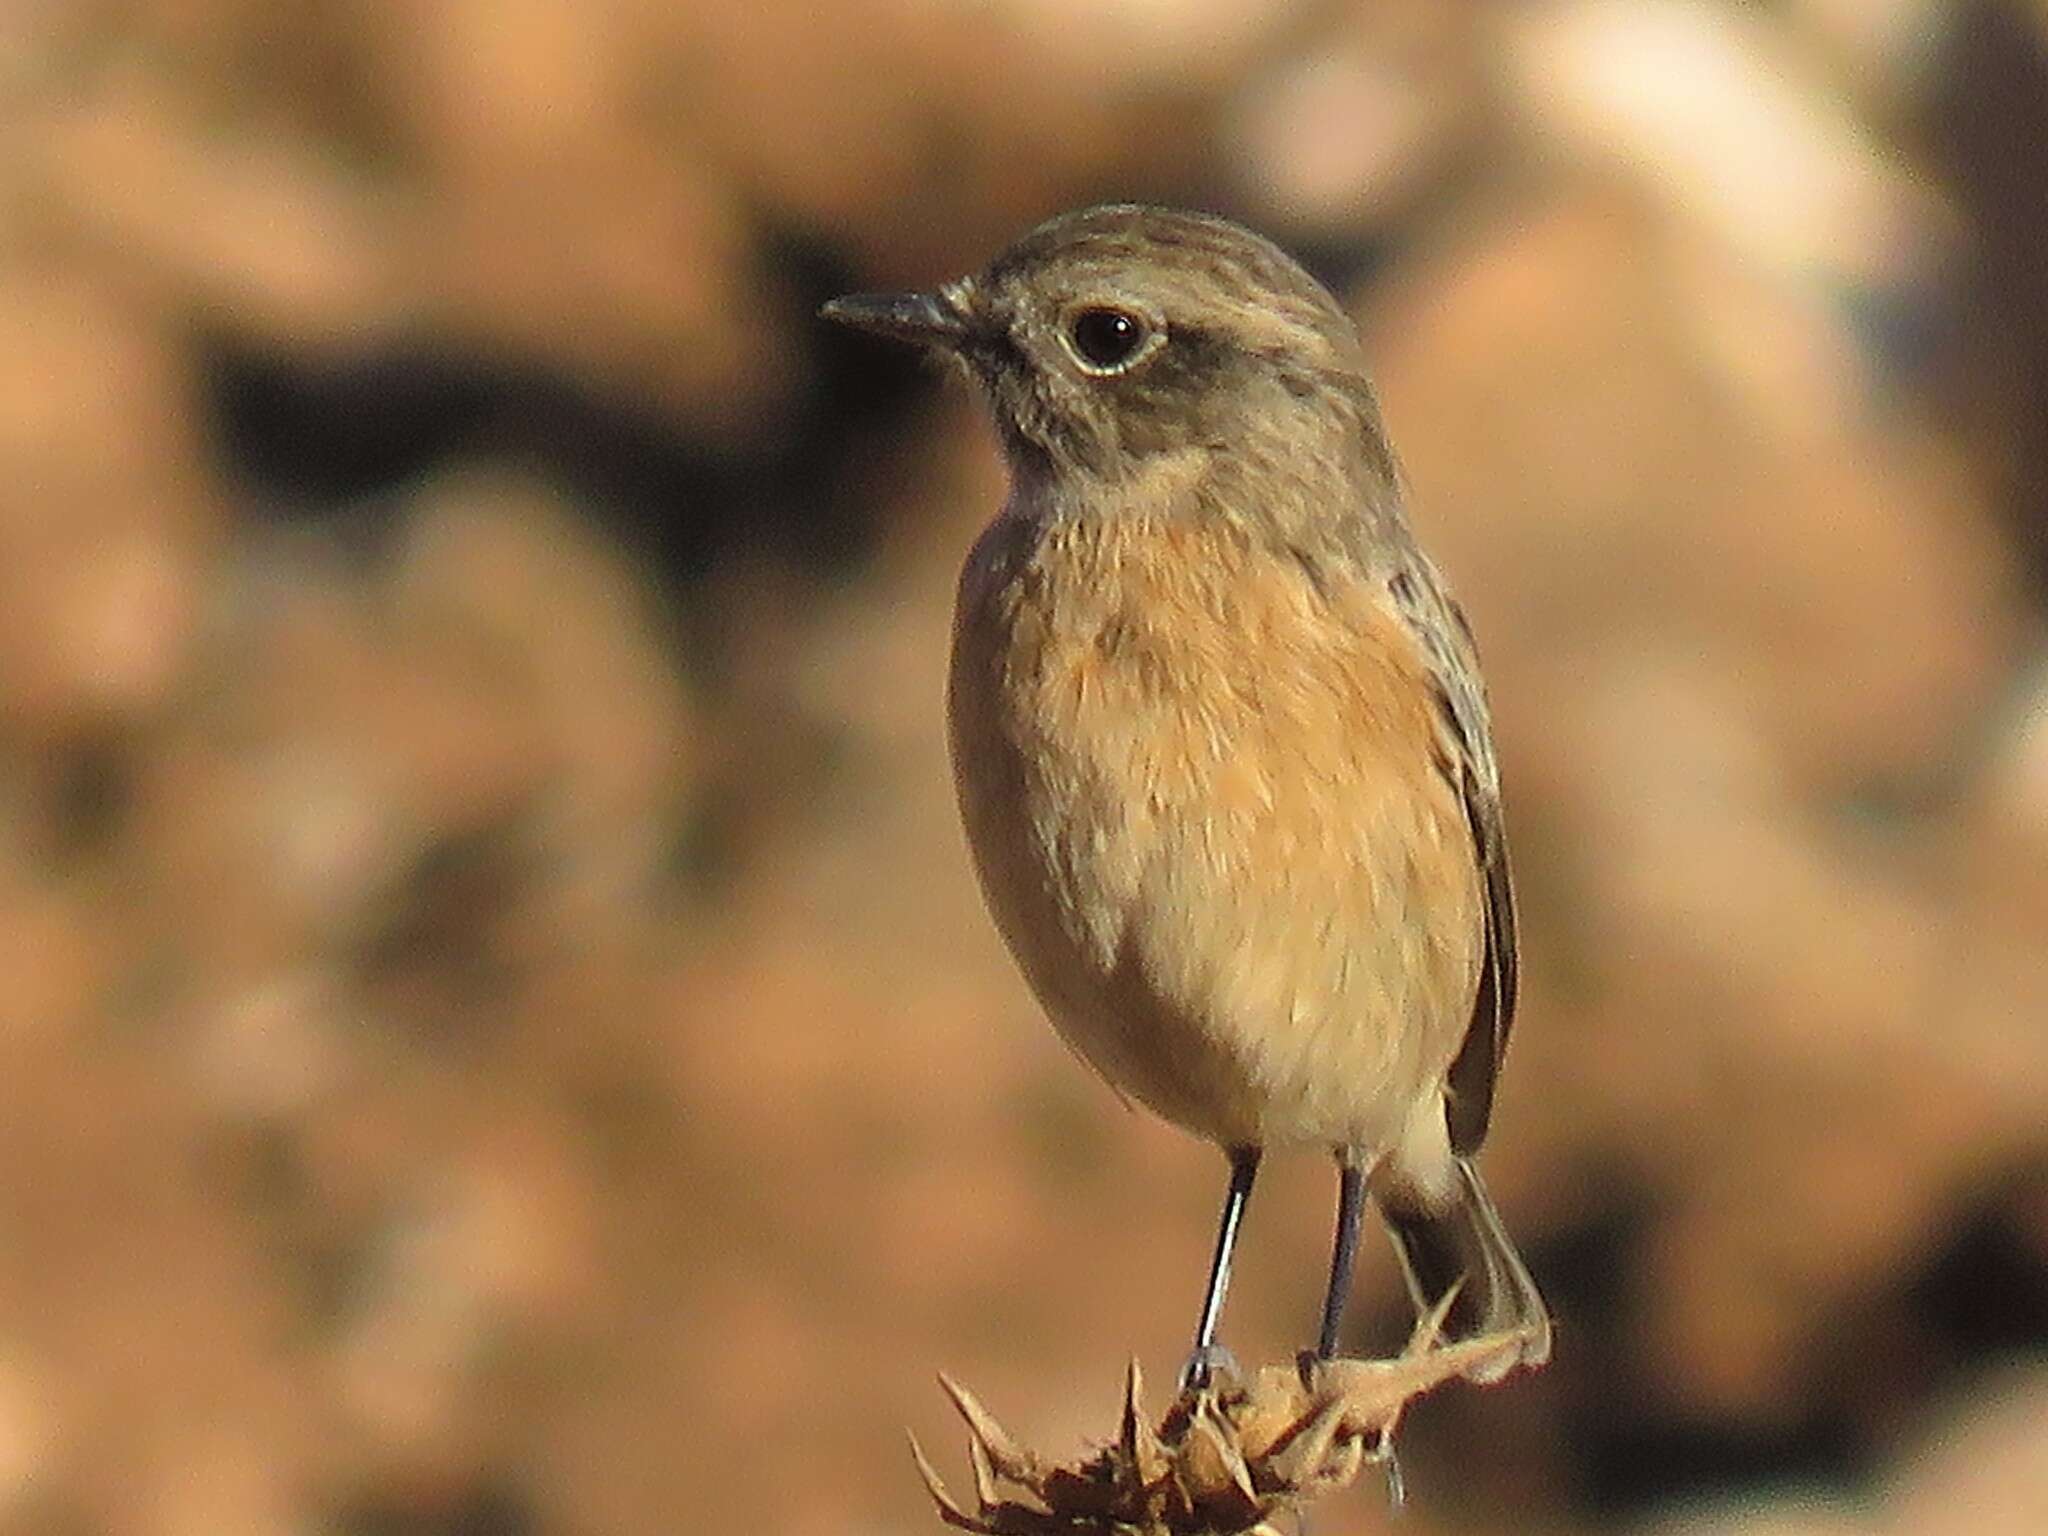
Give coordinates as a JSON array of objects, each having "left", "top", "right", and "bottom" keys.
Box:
[{"left": 822, "top": 205, "right": 1397, "bottom": 508}]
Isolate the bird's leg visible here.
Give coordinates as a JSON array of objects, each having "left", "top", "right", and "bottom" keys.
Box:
[
  {"left": 1315, "top": 1153, "right": 1367, "bottom": 1361},
  {"left": 1179, "top": 1145, "right": 1261, "bottom": 1392},
  {"left": 1311, "top": 1152, "right": 1407, "bottom": 1510}
]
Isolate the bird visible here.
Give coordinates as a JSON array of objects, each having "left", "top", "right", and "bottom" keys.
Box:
[{"left": 821, "top": 204, "right": 1551, "bottom": 1393}]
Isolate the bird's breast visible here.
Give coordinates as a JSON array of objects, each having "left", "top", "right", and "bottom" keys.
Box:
[{"left": 948, "top": 507, "right": 1484, "bottom": 1150}]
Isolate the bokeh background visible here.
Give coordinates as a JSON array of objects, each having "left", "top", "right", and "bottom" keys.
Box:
[{"left": 4, "top": 1, "right": 2047, "bottom": 1533}]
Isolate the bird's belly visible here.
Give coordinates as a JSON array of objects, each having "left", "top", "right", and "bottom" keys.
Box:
[{"left": 948, "top": 516, "right": 1482, "bottom": 1152}]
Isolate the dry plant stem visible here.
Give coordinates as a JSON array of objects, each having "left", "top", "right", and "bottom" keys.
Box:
[{"left": 910, "top": 1294, "right": 1541, "bottom": 1536}]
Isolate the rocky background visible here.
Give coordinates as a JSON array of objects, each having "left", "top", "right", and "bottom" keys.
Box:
[{"left": 3, "top": 2, "right": 2047, "bottom": 1533}]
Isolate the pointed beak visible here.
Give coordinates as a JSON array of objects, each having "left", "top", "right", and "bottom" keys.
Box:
[{"left": 818, "top": 286, "right": 971, "bottom": 350}]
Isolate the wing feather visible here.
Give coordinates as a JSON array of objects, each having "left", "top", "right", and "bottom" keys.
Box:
[{"left": 1385, "top": 555, "right": 1518, "bottom": 1154}]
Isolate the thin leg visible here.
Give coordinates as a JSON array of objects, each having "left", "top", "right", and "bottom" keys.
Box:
[
  {"left": 1181, "top": 1145, "right": 1260, "bottom": 1390},
  {"left": 1315, "top": 1156, "right": 1368, "bottom": 1360},
  {"left": 1314, "top": 1158, "right": 1404, "bottom": 1511}
]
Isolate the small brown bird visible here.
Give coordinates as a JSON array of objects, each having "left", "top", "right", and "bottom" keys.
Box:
[{"left": 823, "top": 205, "right": 1550, "bottom": 1390}]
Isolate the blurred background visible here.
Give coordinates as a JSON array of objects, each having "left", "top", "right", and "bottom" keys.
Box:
[{"left": 3, "top": 1, "right": 2046, "bottom": 1533}]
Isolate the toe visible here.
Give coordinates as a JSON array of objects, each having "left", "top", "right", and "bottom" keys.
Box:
[{"left": 1178, "top": 1343, "right": 1241, "bottom": 1394}]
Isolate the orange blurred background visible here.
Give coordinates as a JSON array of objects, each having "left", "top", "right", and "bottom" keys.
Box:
[{"left": 2, "top": 2, "right": 2046, "bottom": 1533}]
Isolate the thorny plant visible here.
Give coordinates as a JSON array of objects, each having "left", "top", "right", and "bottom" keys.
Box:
[{"left": 911, "top": 1293, "right": 1540, "bottom": 1535}]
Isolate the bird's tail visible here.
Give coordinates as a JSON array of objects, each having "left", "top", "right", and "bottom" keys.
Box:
[{"left": 1381, "top": 1157, "right": 1551, "bottom": 1383}]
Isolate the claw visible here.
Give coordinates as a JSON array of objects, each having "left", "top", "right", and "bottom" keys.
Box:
[
  {"left": 1179, "top": 1342, "right": 1241, "bottom": 1394},
  {"left": 1378, "top": 1440, "right": 1407, "bottom": 1515}
]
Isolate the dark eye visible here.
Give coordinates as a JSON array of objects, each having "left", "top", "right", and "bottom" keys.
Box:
[{"left": 1069, "top": 307, "right": 1151, "bottom": 372}]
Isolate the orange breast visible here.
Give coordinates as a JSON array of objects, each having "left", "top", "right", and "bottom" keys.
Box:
[{"left": 950, "top": 510, "right": 1483, "bottom": 1150}]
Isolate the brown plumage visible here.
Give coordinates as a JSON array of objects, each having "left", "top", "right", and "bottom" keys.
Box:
[{"left": 823, "top": 204, "right": 1549, "bottom": 1390}]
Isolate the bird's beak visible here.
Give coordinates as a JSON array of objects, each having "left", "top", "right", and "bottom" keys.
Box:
[{"left": 819, "top": 285, "right": 971, "bottom": 350}]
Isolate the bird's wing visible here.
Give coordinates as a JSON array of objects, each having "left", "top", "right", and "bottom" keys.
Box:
[{"left": 1384, "top": 552, "right": 1518, "bottom": 1154}]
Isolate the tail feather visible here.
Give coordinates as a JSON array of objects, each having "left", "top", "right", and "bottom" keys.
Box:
[{"left": 1381, "top": 1158, "right": 1551, "bottom": 1383}]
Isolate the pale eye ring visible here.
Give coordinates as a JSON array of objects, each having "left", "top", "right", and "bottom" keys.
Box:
[{"left": 1066, "top": 306, "right": 1157, "bottom": 374}]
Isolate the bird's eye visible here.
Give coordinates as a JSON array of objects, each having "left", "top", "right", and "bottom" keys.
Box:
[{"left": 1067, "top": 307, "right": 1153, "bottom": 373}]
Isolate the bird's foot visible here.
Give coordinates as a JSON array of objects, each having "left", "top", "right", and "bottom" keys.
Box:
[
  {"left": 1177, "top": 1342, "right": 1240, "bottom": 1395},
  {"left": 1373, "top": 1435, "right": 1407, "bottom": 1516}
]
